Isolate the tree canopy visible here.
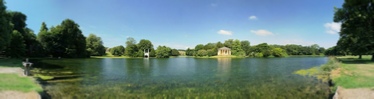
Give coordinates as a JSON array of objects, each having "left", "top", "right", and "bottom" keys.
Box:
[
  {"left": 0, "top": 0, "right": 12, "bottom": 51},
  {"left": 334, "top": 0, "right": 374, "bottom": 60},
  {"left": 155, "top": 46, "right": 171, "bottom": 58},
  {"left": 86, "top": 34, "right": 106, "bottom": 56}
]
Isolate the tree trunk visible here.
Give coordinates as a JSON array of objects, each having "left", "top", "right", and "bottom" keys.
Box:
[
  {"left": 372, "top": 54, "right": 374, "bottom": 61},
  {"left": 359, "top": 55, "right": 362, "bottom": 59}
]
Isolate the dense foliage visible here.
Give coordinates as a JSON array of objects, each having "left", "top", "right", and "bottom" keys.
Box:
[
  {"left": 86, "top": 34, "right": 106, "bottom": 56},
  {"left": 110, "top": 45, "right": 125, "bottom": 56},
  {"left": 333, "top": 0, "right": 374, "bottom": 60},
  {"left": 155, "top": 46, "right": 171, "bottom": 58},
  {"left": 0, "top": 0, "right": 11, "bottom": 51},
  {"left": 186, "top": 39, "right": 323, "bottom": 57}
]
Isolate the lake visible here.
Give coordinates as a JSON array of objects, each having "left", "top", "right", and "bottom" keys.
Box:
[{"left": 32, "top": 56, "right": 330, "bottom": 98}]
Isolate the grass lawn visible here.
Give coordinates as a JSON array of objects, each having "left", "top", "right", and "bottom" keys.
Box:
[
  {"left": 0, "top": 73, "right": 42, "bottom": 92},
  {"left": 333, "top": 55, "right": 374, "bottom": 88},
  {"left": 0, "top": 58, "right": 43, "bottom": 92}
]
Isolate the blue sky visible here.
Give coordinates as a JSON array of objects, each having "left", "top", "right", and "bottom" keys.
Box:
[{"left": 5, "top": 0, "right": 343, "bottom": 49}]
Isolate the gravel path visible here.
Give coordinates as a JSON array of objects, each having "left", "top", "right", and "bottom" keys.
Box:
[
  {"left": 334, "top": 86, "right": 374, "bottom": 99},
  {"left": 0, "top": 67, "right": 41, "bottom": 99}
]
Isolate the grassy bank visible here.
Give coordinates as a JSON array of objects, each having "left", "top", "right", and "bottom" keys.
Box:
[
  {"left": 0, "top": 73, "right": 42, "bottom": 92},
  {"left": 294, "top": 57, "right": 340, "bottom": 82},
  {"left": 332, "top": 56, "right": 374, "bottom": 88}
]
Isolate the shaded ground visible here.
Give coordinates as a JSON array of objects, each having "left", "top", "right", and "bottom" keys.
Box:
[
  {"left": 333, "top": 56, "right": 374, "bottom": 99},
  {"left": 0, "top": 67, "right": 41, "bottom": 99}
]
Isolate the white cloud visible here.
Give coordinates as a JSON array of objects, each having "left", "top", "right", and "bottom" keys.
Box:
[
  {"left": 250, "top": 29, "right": 274, "bottom": 36},
  {"left": 249, "top": 16, "right": 257, "bottom": 20},
  {"left": 217, "top": 30, "right": 233, "bottom": 35},
  {"left": 324, "top": 22, "right": 341, "bottom": 34}
]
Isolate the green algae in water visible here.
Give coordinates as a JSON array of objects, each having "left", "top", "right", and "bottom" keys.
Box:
[{"left": 33, "top": 57, "right": 330, "bottom": 98}]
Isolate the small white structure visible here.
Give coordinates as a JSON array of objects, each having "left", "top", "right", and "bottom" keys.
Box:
[
  {"left": 22, "top": 58, "right": 33, "bottom": 76},
  {"left": 144, "top": 49, "right": 150, "bottom": 58},
  {"left": 217, "top": 47, "right": 231, "bottom": 56}
]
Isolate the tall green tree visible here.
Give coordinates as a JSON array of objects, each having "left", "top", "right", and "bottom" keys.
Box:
[
  {"left": 48, "top": 19, "right": 87, "bottom": 58},
  {"left": 155, "top": 46, "right": 171, "bottom": 58},
  {"left": 125, "top": 37, "right": 138, "bottom": 57},
  {"left": 334, "top": 0, "right": 374, "bottom": 60},
  {"left": 86, "top": 34, "right": 106, "bottom": 56},
  {"left": 170, "top": 49, "right": 180, "bottom": 56},
  {"left": 231, "top": 39, "right": 245, "bottom": 56},
  {"left": 255, "top": 43, "right": 272, "bottom": 57},
  {"left": 224, "top": 39, "right": 234, "bottom": 48},
  {"left": 110, "top": 45, "right": 125, "bottom": 56},
  {"left": 37, "top": 22, "right": 54, "bottom": 56},
  {"left": 0, "top": 0, "right": 12, "bottom": 51},
  {"left": 241, "top": 40, "right": 251, "bottom": 56},
  {"left": 6, "top": 30, "right": 25, "bottom": 58},
  {"left": 8, "top": 11, "right": 26, "bottom": 33},
  {"left": 137, "top": 39, "right": 154, "bottom": 57}
]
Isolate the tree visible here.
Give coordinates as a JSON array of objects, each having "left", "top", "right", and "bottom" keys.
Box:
[
  {"left": 224, "top": 39, "right": 234, "bottom": 48},
  {"left": 6, "top": 30, "right": 25, "bottom": 58},
  {"left": 334, "top": 0, "right": 374, "bottom": 60},
  {"left": 231, "top": 39, "right": 245, "bottom": 56},
  {"left": 216, "top": 41, "right": 224, "bottom": 48},
  {"left": 110, "top": 45, "right": 125, "bottom": 56},
  {"left": 170, "top": 49, "right": 180, "bottom": 56},
  {"left": 86, "top": 34, "right": 106, "bottom": 56},
  {"left": 272, "top": 47, "right": 287, "bottom": 57},
  {"left": 0, "top": 0, "right": 12, "bottom": 51},
  {"left": 196, "top": 50, "right": 208, "bottom": 57},
  {"left": 241, "top": 40, "right": 251, "bottom": 56},
  {"left": 47, "top": 19, "right": 87, "bottom": 58},
  {"left": 155, "top": 46, "right": 171, "bottom": 58},
  {"left": 137, "top": 39, "right": 154, "bottom": 57},
  {"left": 8, "top": 11, "right": 26, "bottom": 34},
  {"left": 186, "top": 48, "right": 194, "bottom": 56},
  {"left": 37, "top": 22, "right": 55, "bottom": 56},
  {"left": 125, "top": 37, "right": 138, "bottom": 57},
  {"left": 195, "top": 44, "right": 204, "bottom": 51},
  {"left": 255, "top": 43, "right": 272, "bottom": 57}
]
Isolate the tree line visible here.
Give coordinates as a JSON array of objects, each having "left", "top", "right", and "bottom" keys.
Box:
[
  {"left": 0, "top": 0, "right": 326, "bottom": 58},
  {"left": 186, "top": 39, "right": 325, "bottom": 57},
  {"left": 0, "top": 0, "right": 105, "bottom": 58},
  {"left": 109, "top": 37, "right": 179, "bottom": 58},
  {"left": 325, "top": 0, "right": 374, "bottom": 60}
]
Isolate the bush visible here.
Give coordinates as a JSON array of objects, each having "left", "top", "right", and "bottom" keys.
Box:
[{"left": 254, "top": 52, "right": 263, "bottom": 57}]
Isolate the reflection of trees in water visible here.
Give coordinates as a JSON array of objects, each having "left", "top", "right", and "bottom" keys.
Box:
[
  {"left": 217, "top": 58, "right": 231, "bottom": 80},
  {"left": 125, "top": 59, "right": 152, "bottom": 78}
]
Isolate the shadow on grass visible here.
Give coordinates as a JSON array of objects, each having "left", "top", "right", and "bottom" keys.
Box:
[
  {"left": 338, "top": 58, "right": 374, "bottom": 64},
  {"left": 0, "top": 58, "right": 23, "bottom": 67}
]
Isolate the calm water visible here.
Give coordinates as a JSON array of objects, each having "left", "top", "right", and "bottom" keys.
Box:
[{"left": 32, "top": 57, "right": 330, "bottom": 98}]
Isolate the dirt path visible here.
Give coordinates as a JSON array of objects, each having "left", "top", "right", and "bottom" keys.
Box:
[
  {"left": 0, "top": 67, "right": 23, "bottom": 75},
  {"left": 334, "top": 86, "right": 374, "bottom": 99},
  {"left": 0, "top": 67, "right": 41, "bottom": 99}
]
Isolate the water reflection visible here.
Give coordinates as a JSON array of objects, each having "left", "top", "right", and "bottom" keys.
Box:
[{"left": 217, "top": 58, "right": 231, "bottom": 80}]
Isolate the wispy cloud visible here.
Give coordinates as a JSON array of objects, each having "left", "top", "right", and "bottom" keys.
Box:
[
  {"left": 251, "top": 29, "right": 274, "bottom": 36},
  {"left": 324, "top": 22, "right": 341, "bottom": 34},
  {"left": 248, "top": 15, "right": 257, "bottom": 20},
  {"left": 217, "top": 30, "right": 233, "bottom": 35}
]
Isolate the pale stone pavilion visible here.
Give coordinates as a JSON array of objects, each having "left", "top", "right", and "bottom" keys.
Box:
[{"left": 217, "top": 47, "right": 231, "bottom": 56}]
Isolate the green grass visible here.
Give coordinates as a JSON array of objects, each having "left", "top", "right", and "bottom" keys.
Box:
[
  {"left": 0, "top": 58, "right": 23, "bottom": 67},
  {"left": 0, "top": 73, "right": 43, "bottom": 92},
  {"left": 332, "top": 55, "right": 374, "bottom": 88}
]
